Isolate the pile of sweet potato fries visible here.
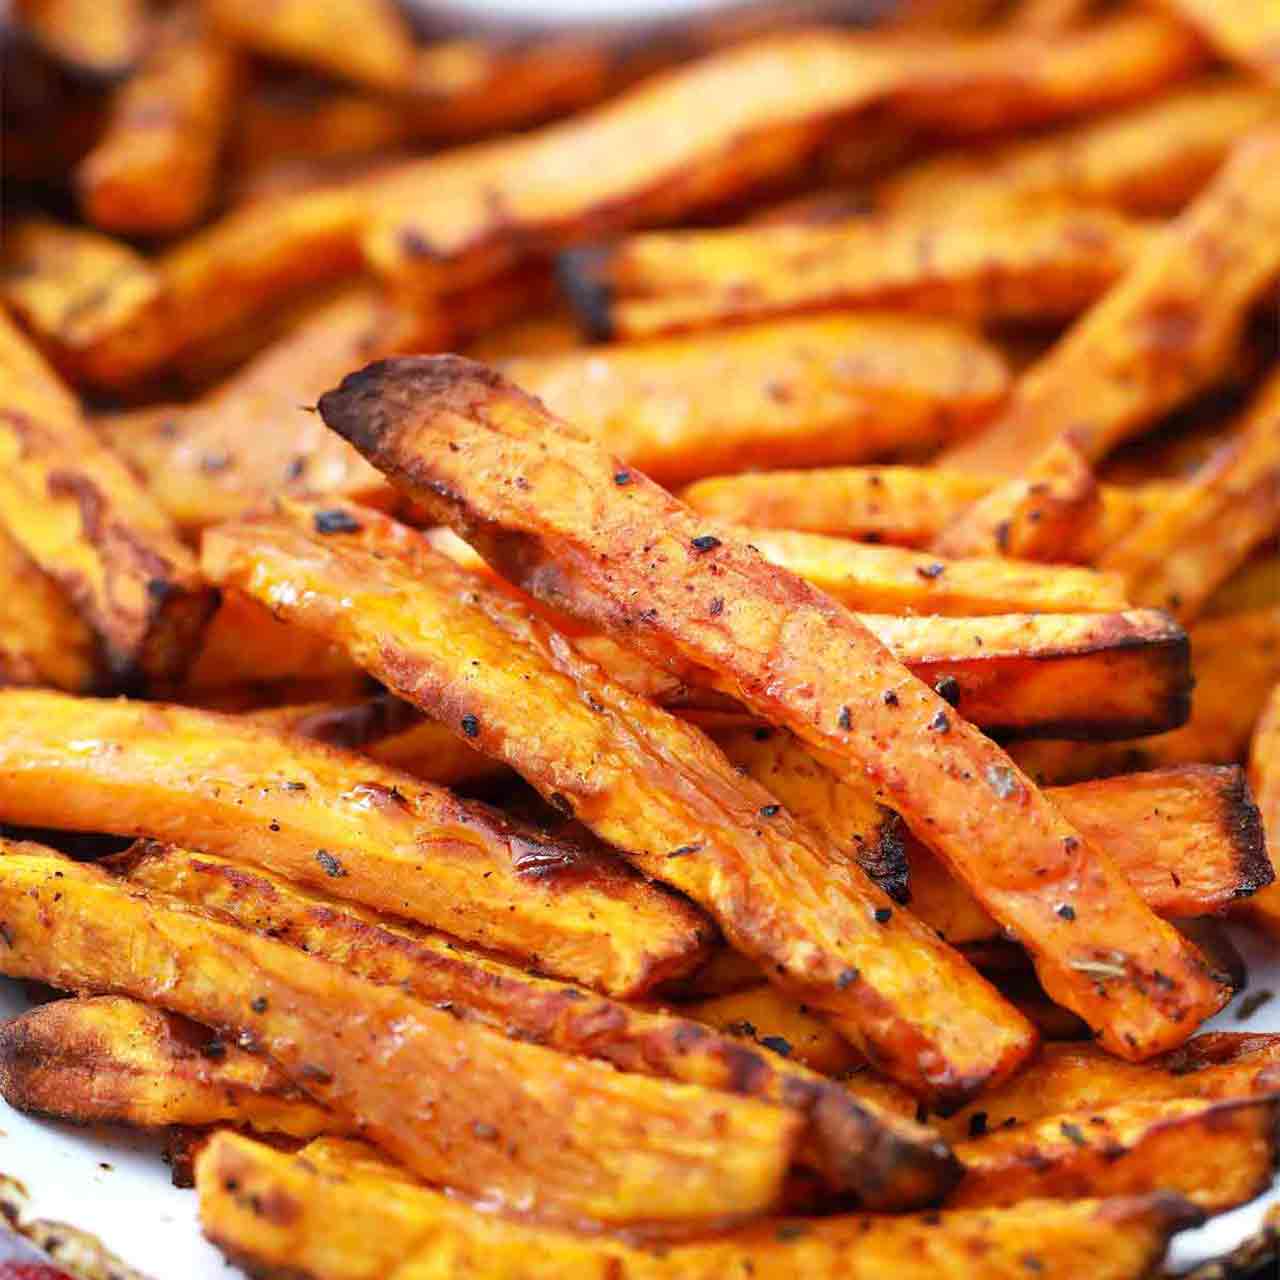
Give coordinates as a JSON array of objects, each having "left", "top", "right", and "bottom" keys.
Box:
[{"left": 1, "top": 0, "right": 1279, "bottom": 1275}]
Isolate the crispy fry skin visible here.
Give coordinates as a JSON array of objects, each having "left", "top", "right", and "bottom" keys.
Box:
[
  {"left": 950, "top": 1097, "right": 1280, "bottom": 1213},
  {"left": 1167, "top": 0, "right": 1280, "bottom": 83},
  {"left": 1011, "top": 606, "right": 1280, "bottom": 783},
  {"left": 119, "top": 842, "right": 960, "bottom": 1207},
  {"left": 203, "top": 502, "right": 1031, "bottom": 1106},
  {"left": 0, "top": 219, "right": 163, "bottom": 380},
  {"left": 497, "top": 315, "right": 1009, "bottom": 484},
  {"left": 198, "top": 1133, "right": 1203, "bottom": 1280},
  {"left": 1240, "top": 683, "right": 1280, "bottom": 936},
  {"left": 565, "top": 208, "right": 1152, "bottom": 342},
  {"left": 0, "top": 847, "right": 793, "bottom": 1225},
  {"left": 0, "top": 995, "right": 336, "bottom": 1138},
  {"left": 320, "top": 355, "right": 1230, "bottom": 1062},
  {"left": 1097, "top": 370, "right": 1280, "bottom": 623},
  {"left": 0, "top": 690, "right": 708, "bottom": 997},
  {"left": 681, "top": 465, "right": 1165, "bottom": 555},
  {"left": 76, "top": 10, "right": 240, "bottom": 235},
  {"left": 879, "top": 79, "right": 1280, "bottom": 218},
  {"left": 943, "top": 127, "right": 1280, "bottom": 476},
  {"left": 206, "top": 0, "right": 416, "bottom": 91},
  {"left": 15, "top": 0, "right": 146, "bottom": 78},
  {"left": 366, "top": 15, "right": 1200, "bottom": 296},
  {"left": 741, "top": 529, "right": 1129, "bottom": 615},
  {"left": 0, "top": 314, "right": 213, "bottom": 687}
]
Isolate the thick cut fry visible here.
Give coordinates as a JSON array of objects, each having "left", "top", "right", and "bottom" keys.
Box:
[
  {"left": 367, "top": 15, "right": 1201, "bottom": 295},
  {"left": 1097, "top": 370, "right": 1280, "bottom": 623},
  {"left": 1011, "top": 606, "right": 1280, "bottom": 783},
  {"left": 950, "top": 1096, "right": 1280, "bottom": 1213},
  {"left": 0, "top": 848, "right": 793, "bottom": 1226},
  {"left": 1207, "top": 552, "right": 1280, "bottom": 616},
  {"left": 879, "top": 79, "right": 1280, "bottom": 218},
  {"left": 742, "top": 529, "right": 1129, "bottom": 616},
  {"left": 203, "top": 502, "right": 1031, "bottom": 1106},
  {"left": 320, "top": 355, "right": 1230, "bottom": 1062},
  {"left": 0, "top": 219, "right": 163, "bottom": 380},
  {"left": 0, "top": 691, "right": 708, "bottom": 997},
  {"left": 197, "top": 1133, "right": 1203, "bottom": 1280},
  {"left": 0, "top": 995, "right": 335, "bottom": 1138},
  {"left": 681, "top": 465, "right": 1164, "bottom": 554},
  {"left": 119, "top": 842, "right": 959, "bottom": 1208},
  {"left": 206, "top": 0, "right": 416, "bottom": 91},
  {"left": 0, "top": 315, "right": 213, "bottom": 687},
  {"left": 1167, "top": 0, "right": 1280, "bottom": 83},
  {"left": 498, "top": 315, "right": 1010, "bottom": 484},
  {"left": 943, "top": 128, "right": 1280, "bottom": 475},
  {"left": 1241, "top": 683, "right": 1280, "bottom": 936},
  {"left": 15, "top": 0, "right": 146, "bottom": 77},
  {"left": 565, "top": 207, "right": 1152, "bottom": 341},
  {"left": 76, "top": 11, "right": 240, "bottom": 235}
]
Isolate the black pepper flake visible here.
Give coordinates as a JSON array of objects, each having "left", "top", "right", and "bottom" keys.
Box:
[
  {"left": 761, "top": 1035, "right": 792, "bottom": 1058},
  {"left": 986, "top": 765, "right": 1021, "bottom": 799},
  {"left": 873, "top": 907, "right": 893, "bottom": 924},
  {"left": 1057, "top": 904, "right": 1076, "bottom": 921},
  {"left": 836, "top": 967, "right": 860, "bottom": 990},
  {"left": 614, "top": 470, "right": 632, "bottom": 486},
  {"left": 315, "top": 849, "right": 347, "bottom": 878},
  {"left": 472, "top": 1121, "right": 499, "bottom": 1141},
  {"left": 201, "top": 1039, "right": 227, "bottom": 1060},
  {"left": 753, "top": 726, "right": 772, "bottom": 741},
  {"left": 250, "top": 996, "right": 268, "bottom": 1014},
  {"left": 933, "top": 675, "right": 961, "bottom": 706},
  {"left": 1063, "top": 835, "right": 1080, "bottom": 852},
  {"left": 726, "top": 1019, "right": 758, "bottom": 1039},
  {"left": 709, "top": 596, "right": 724, "bottom": 616},
  {"left": 775, "top": 1225, "right": 808, "bottom": 1242},
  {"left": 268, "top": 820, "right": 280, "bottom": 832},
  {"left": 994, "top": 520, "right": 1012, "bottom": 553},
  {"left": 759, "top": 804, "right": 780, "bottom": 817},
  {"left": 1236, "top": 989, "right": 1274, "bottom": 1021},
  {"left": 968, "top": 1112, "right": 988, "bottom": 1138},
  {"left": 460, "top": 714, "right": 481, "bottom": 738},
  {"left": 282, "top": 781, "right": 307, "bottom": 792},
  {"left": 690, "top": 534, "right": 722, "bottom": 553},
  {"left": 837, "top": 705, "right": 853, "bottom": 730},
  {"left": 313, "top": 508, "right": 363, "bottom": 535},
  {"left": 667, "top": 842, "right": 703, "bottom": 858},
  {"left": 916, "top": 562, "right": 946, "bottom": 580},
  {"left": 881, "top": 689, "right": 899, "bottom": 706},
  {"left": 1059, "top": 1121, "right": 1087, "bottom": 1147},
  {"left": 928, "top": 710, "right": 951, "bottom": 733},
  {"left": 548, "top": 791, "right": 574, "bottom": 817}
]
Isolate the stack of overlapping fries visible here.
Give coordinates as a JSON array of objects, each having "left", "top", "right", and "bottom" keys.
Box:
[{"left": 1, "top": 0, "right": 1279, "bottom": 1274}]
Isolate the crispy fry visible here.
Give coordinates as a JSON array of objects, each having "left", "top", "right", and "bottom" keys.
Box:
[
  {"left": 0, "top": 994, "right": 336, "bottom": 1138},
  {"left": 203, "top": 500, "right": 1032, "bottom": 1106},
  {"left": 367, "top": 15, "right": 1201, "bottom": 296},
  {"left": 320, "top": 355, "right": 1231, "bottom": 1061},
  {"left": 950, "top": 1096, "right": 1280, "bottom": 1213},
  {"left": 1207, "top": 552, "right": 1280, "bottom": 616},
  {"left": 681, "top": 465, "right": 1166, "bottom": 555},
  {"left": 0, "top": 690, "right": 709, "bottom": 997},
  {"left": 0, "top": 219, "right": 163, "bottom": 381},
  {"left": 118, "top": 841, "right": 960, "bottom": 1207},
  {"left": 942, "top": 127, "right": 1280, "bottom": 476},
  {"left": 206, "top": 0, "right": 416, "bottom": 91},
  {"left": 1166, "top": 0, "right": 1280, "bottom": 83},
  {"left": 198, "top": 1132, "right": 1204, "bottom": 1280},
  {"left": 1240, "top": 683, "right": 1280, "bottom": 936},
  {"left": 0, "top": 845, "right": 793, "bottom": 1226},
  {"left": 15, "top": 0, "right": 146, "bottom": 78},
  {"left": 498, "top": 315, "right": 1010, "bottom": 484},
  {"left": 564, "top": 208, "right": 1152, "bottom": 341},
  {"left": 879, "top": 79, "right": 1280, "bottom": 218},
  {"left": 0, "top": 314, "right": 213, "bottom": 687},
  {"left": 76, "top": 10, "right": 240, "bottom": 235},
  {"left": 1011, "top": 606, "right": 1280, "bottom": 783},
  {"left": 1097, "top": 369, "right": 1280, "bottom": 623}
]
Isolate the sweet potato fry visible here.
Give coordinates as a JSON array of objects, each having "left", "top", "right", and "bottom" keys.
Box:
[
  {"left": 76, "top": 9, "right": 240, "bottom": 235},
  {"left": 1166, "top": 0, "right": 1280, "bottom": 83},
  {"left": 367, "top": 14, "right": 1200, "bottom": 296},
  {"left": 0, "top": 995, "right": 336, "bottom": 1138},
  {"left": 197, "top": 1132, "right": 1203, "bottom": 1280},
  {"left": 942, "top": 127, "right": 1280, "bottom": 476},
  {"left": 0, "top": 845, "right": 794, "bottom": 1226},
  {"left": 950, "top": 1096, "right": 1280, "bottom": 1213},
  {"left": 1207, "top": 552, "right": 1280, "bottom": 616},
  {"left": 206, "top": 0, "right": 416, "bottom": 91},
  {"left": 1011, "top": 606, "right": 1280, "bottom": 783},
  {"left": 203, "top": 500, "right": 1032, "bottom": 1106},
  {"left": 118, "top": 841, "right": 960, "bottom": 1208},
  {"left": 1240, "top": 683, "right": 1280, "bottom": 936},
  {"left": 1097, "top": 369, "right": 1280, "bottom": 623},
  {"left": 15, "top": 0, "right": 146, "bottom": 79},
  {"left": 0, "top": 690, "right": 709, "bottom": 997},
  {"left": 878, "top": 78, "right": 1280, "bottom": 218},
  {"left": 498, "top": 315, "right": 1010, "bottom": 484},
  {"left": 564, "top": 207, "right": 1152, "bottom": 342},
  {"left": 0, "top": 218, "right": 163, "bottom": 381},
  {"left": 319, "top": 354, "right": 1230, "bottom": 1062},
  {"left": 681, "top": 465, "right": 1165, "bottom": 554},
  {"left": 0, "top": 314, "right": 213, "bottom": 687}
]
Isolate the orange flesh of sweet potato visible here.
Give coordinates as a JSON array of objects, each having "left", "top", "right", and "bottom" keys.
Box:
[
  {"left": 1166, "top": 0, "right": 1280, "bottom": 84},
  {"left": 16, "top": 0, "right": 147, "bottom": 77},
  {"left": 1240, "top": 682, "right": 1280, "bottom": 936}
]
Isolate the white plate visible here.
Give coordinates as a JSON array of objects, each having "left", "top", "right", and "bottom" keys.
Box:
[{"left": 0, "top": 927, "right": 1277, "bottom": 1277}]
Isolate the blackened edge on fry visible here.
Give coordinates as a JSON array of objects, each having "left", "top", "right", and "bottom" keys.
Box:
[
  {"left": 556, "top": 247, "right": 616, "bottom": 341},
  {"left": 1218, "top": 766, "right": 1273, "bottom": 902}
]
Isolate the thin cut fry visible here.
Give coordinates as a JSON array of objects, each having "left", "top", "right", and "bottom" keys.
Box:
[
  {"left": 196, "top": 1132, "right": 1203, "bottom": 1280},
  {"left": 943, "top": 127, "right": 1280, "bottom": 475},
  {"left": 498, "top": 315, "right": 1010, "bottom": 484},
  {"left": 77, "top": 10, "right": 240, "bottom": 235},
  {"left": 0, "top": 314, "right": 213, "bottom": 687},
  {"left": 1166, "top": 0, "right": 1280, "bottom": 83},
  {"left": 1240, "top": 683, "right": 1280, "bottom": 936},
  {"left": 15, "top": 0, "right": 146, "bottom": 78},
  {"left": 0, "top": 846, "right": 794, "bottom": 1226},
  {"left": 318, "top": 354, "right": 1230, "bottom": 1062},
  {"left": 0, "top": 689, "right": 709, "bottom": 998},
  {"left": 204, "top": 500, "right": 1033, "bottom": 1106},
  {"left": 119, "top": 841, "right": 961, "bottom": 1208}
]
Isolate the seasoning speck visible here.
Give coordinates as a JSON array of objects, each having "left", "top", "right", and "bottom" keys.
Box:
[
  {"left": 460, "top": 714, "right": 480, "bottom": 738},
  {"left": 837, "top": 706, "right": 853, "bottom": 730},
  {"left": 250, "top": 996, "right": 268, "bottom": 1014},
  {"left": 312, "top": 508, "right": 363, "bottom": 535},
  {"left": 1059, "top": 1121, "right": 1087, "bottom": 1148},
  {"left": 986, "top": 765, "right": 1021, "bottom": 799},
  {"left": 916, "top": 562, "right": 946, "bottom": 580},
  {"left": 933, "top": 675, "right": 961, "bottom": 706},
  {"left": 873, "top": 907, "right": 892, "bottom": 924},
  {"left": 759, "top": 804, "right": 780, "bottom": 817},
  {"left": 690, "top": 534, "right": 722, "bottom": 553},
  {"left": 1057, "top": 904, "right": 1076, "bottom": 921},
  {"left": 614, "top": 470, "right": 632, "bottom": 486},
  {"left": 967, "top": 1112, "right": 988, "bottom": 1138},
  {"left": 315, "top": 849, "right": 347, "bottom": 878},
  {"left": 928, "top": 710, "right": 951, "bottom": 733}
]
